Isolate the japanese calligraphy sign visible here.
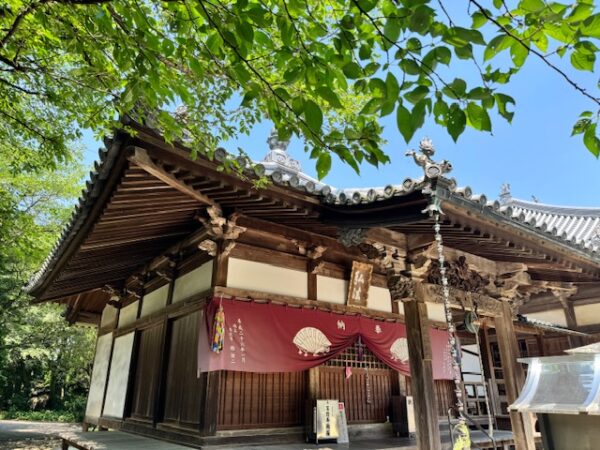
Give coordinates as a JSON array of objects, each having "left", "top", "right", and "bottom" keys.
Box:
[{"left": 347, "top": 261, "right": 373, "bottom": 308}]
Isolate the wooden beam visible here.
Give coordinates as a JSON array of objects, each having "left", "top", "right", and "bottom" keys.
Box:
[
  {"left": 128, "top": 147, "right": 216, "bottom": 207},
  {"left": 67, "top": 294, "right": 83, "bottom": 324},
  {"left": 495, "top": 301, "right": 536, "bottom": 450},
  {"left": 404, "top": 284, "right": 441, "bottom": 450},
  {"left": 419, "top": 283, "right": 504, "bottom": 317}
]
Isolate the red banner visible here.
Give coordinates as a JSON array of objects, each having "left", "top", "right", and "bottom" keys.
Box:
[{"left": 198, "top": 297, "right": 455, "bottom": 380}]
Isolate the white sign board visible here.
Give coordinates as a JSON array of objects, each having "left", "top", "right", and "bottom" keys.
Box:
[{"left": 337, "top": 402, "right": 349, "bottom": 444}]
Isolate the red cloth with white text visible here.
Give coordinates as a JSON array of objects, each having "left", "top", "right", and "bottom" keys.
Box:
[{"left": 198, "top": 297, "right": 455, "bottom": 380}]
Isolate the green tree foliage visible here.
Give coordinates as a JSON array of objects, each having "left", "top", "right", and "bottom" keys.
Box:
[
  {"left": 1, "top": 0, "right": 600, "bottom": 174},
  {"left": 0, "top": 147, "right": 95, "bottom": 418}
]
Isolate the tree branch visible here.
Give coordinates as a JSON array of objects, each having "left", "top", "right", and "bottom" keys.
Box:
[{"left": 469, "top": 0, "right": 600, "bottom": 107}]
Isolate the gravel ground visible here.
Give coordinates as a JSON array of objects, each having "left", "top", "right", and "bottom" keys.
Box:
[{"left": 0, "top": 420, "right": 80, "bottom": 450}]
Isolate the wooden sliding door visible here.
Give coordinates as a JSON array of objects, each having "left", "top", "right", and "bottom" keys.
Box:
[
  {"left": 162, "top": 310, "right": 206, "bottom": 429},
  {"left": 130, "top": 323, "right": 164, "bottom": 421},
  {"left": 217, "top": 371, "right": 307, "bottom": 430}
]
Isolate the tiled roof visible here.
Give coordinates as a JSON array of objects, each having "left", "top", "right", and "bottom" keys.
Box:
[
  {"left": 502, "top": 198, "right": 600, "bottom": 250},
  {"left": 26, "top": 129, "right": 600, "bottom": 295}
]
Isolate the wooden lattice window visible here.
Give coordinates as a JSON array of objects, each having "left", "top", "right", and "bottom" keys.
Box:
[{"left": 324, "top": 340, "right": 388, "bottom": 369}]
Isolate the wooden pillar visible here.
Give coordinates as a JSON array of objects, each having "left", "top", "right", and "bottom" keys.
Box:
[
  {"left": 495, "top": 301, "right": 535, "bottom": 450},
  {"left": 404, "top": 283, "right": 441, "bottom": 450},
  {"left": 200, "top": 241, "right": 229, "bottom": 436},
  {"left": 535, "top": 333, "right": 546, "bottom": 357},
  {"left": 563, "top": 301, "right": 585, "bottom": 348},
  {"left": 201, "top": 371, "right": 221, "bottom": 436}
]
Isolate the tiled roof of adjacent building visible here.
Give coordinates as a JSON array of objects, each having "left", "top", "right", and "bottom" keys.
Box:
[{"left": 498, "top": 185, "right": 600, "bottom": 250}]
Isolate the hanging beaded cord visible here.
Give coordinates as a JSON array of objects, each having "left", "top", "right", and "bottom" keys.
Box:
[{"left": 431, "top": 198, "right": 471, "bottom": 448}]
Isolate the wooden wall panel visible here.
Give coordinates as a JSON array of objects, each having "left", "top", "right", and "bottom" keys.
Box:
[
  {"left": 542, "top": 336, "right": 571, "bottom": 356},
  {"left": 217, "top": 371, "right": 306, "bottom": 429},
  {"left": 406, "top": 378, "right": 455, "bottom": 417},
  {"left": 162, "top": 311, "right": 206, "bottom": 429},
  {"left": 130, "top": 324, "right": 164, "bottom": 421},
  {"left": 318, "top": 367, "right": 392, "bottom": 423}
]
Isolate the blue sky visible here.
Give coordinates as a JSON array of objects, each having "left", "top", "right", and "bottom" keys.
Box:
[{"left": 81, "top": 7, "right": 600, "bottom": 207}]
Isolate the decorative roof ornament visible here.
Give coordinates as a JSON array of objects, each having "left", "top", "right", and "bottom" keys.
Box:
[
  {"left": 499, "top": 183, "right": 512, "bottom": 204},
  {"left": 405, "top": 137, "right": 452, "bottom": 184},
  {"left": 263, "top": 129, "right": 301, "bottom": 172},
  {"left": 586, "top": 224, "right": 600, "bottom": 249}
]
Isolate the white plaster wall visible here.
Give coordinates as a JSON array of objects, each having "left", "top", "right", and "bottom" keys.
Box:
[
  {"left": 227, "top": 258, "right": 308, "bottom": 298},
  {"left": 574, "top": 303, "right": 600, "bottom": 326},
  {"left": 525, "top": 309, "right": 567, "bottom": 327},
  {"left": 173, "top": 261, "right": 213, "bottom": 303},
  {"left": 395, "top": 301, "right": 405, "bottom": 315},
  {"left": 85, "top": 333, "right": 113, "bottom": 422},
  {"left": 140, "top": 284, "right": 169, "bottom": 317},
  {"left": 367, "top": 285, "right": 392, "bottom": 312},
  {"left": 117, "top": 301, "right": 138, "bottom": 328},
  {"left": 103, "top": 332, "right": 135, "bottom": 418},
  {"left": 316, "top": 275, "right": 347, "bottom": 304},
  {"left": 426, "top": 302, "right": 446, "bottom": 322},
  {"left": 100, "top": 305, "right": 118, "bottom": 329}
]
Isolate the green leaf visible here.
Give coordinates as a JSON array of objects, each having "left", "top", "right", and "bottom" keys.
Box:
[
  {"left": 455, "top": 44, "right": 473, "bottom": 60},
  {"left": 316, "top": 152, "right": 332, "bottom": 179},
  {"left": 519, "top": 0, "right": 545, "bottom": 12},
  {"left": 484, "top": 35, "right": 511, "bottom": 61},
  {"left": 400, "top": 59, "right": 421, "bottom": 75},
  {"left": 316, "top": 86, "right": 343, "bottom": 108},
  {"left": 532, "top": 33, "right": 548, "bottom": 53},
  {"left": 583, "top": 123, "right": 600, "bottom": 157},
  {"left": 239, "top": 21, "right": 254, "bottom": 43},
  {"left": 385, "top": 72, "right": 400, "bottom": 101},
  {"left": 442, "top": 78, "right": 467, "bottom": 100},
  {"left": 495, "top": 93, "right": 515, "bottom": 122},
  {"left": 409, "top": 6, "right": 433, "bottom": 35},
  {"left": 510, "top": 41, "right": 529, "bottom": 67},
  {"left": 569, "top": 3, "right": 594, "bottom": 23},
  {"left": 342, "top": 62, "right": 362, "bottom": 79},
  {"left": 471, "top": 11, "right": 488, "bottom": 29},
  {"left": 571, "top": 48, "right": 595, "bottom": 72},
  {"left": 466, "top": 102, "right": 491, "bottom": 131},
  {"left": 581, "top": 14, "right": 600, "bottom": 39},
  {"left": 396, "top": 104, "right": 416, "bottom": 143},
  {"left": 384, "top": 17, "right": 402, "bottom": 43},
  {"left": 435, "top": 46, "right": 451, "bottom": 65},
  {"left": 572, "top": 118, "right": 592, "bottom": 136},
  {"left": 404, "top": 86, "right": 429, "bottom": 104},
  {"left": 304, "top": 100, "right": 323, "bottom": 131},
  {"left": 447, "top": 104, "right": 466, "bottom": 142}
]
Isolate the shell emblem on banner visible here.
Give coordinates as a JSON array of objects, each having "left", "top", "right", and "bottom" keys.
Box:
[
  {"left": 390, "top": 337, "right": 409, "bottom": 363},
  {"left": 293, "top": 327, "right": 332, "bottom": 356}
]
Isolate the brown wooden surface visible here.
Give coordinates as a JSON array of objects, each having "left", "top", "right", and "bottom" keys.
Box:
[
  {"left": 130, "top": 324, "right": 164, "bottom": 421},
  {"left": 317, "top": 366, "right": 392, "bottom": 423},
  {"left": 404, "top": 297, "right": 441, "bottom": 450},
  {"left": 162, "top": 311, "right": 205, "bottom": 430},
  {"left": 217, "top": 371, "right": 306, "bottom": 430},
  {"left": 495, "top": 302, "right": 535, "bottom": 450}
]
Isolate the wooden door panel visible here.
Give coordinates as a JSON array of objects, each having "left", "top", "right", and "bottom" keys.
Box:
[
  {"left": 217, "top": 371, "right": 306, "bottom": 429},
  {"left": 130, "top": 323, "right": 164, "bottom": 421},
  {"left": 318, "top": 367, "right": 392, "bottom": 423},
  {"left": 162, "top": 310, "right": 205, "bottom": 429}
]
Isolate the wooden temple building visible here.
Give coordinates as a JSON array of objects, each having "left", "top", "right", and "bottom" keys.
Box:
[{"left": 27, "top": 122, "right": 600, "bottom": 450}]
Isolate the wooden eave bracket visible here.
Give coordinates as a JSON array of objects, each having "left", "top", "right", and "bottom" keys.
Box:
[{"left": 197, "top": 206, "right": 247, "bottom": 257}]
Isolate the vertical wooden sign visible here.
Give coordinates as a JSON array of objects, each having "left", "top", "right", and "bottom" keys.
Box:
[{"left": 347, "top": 261, "right": 373, "bottom": 308}]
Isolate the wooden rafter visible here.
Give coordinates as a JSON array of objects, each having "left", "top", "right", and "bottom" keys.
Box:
[{"left": 127, "top": 146, "right": 217, "bottom": 207}]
